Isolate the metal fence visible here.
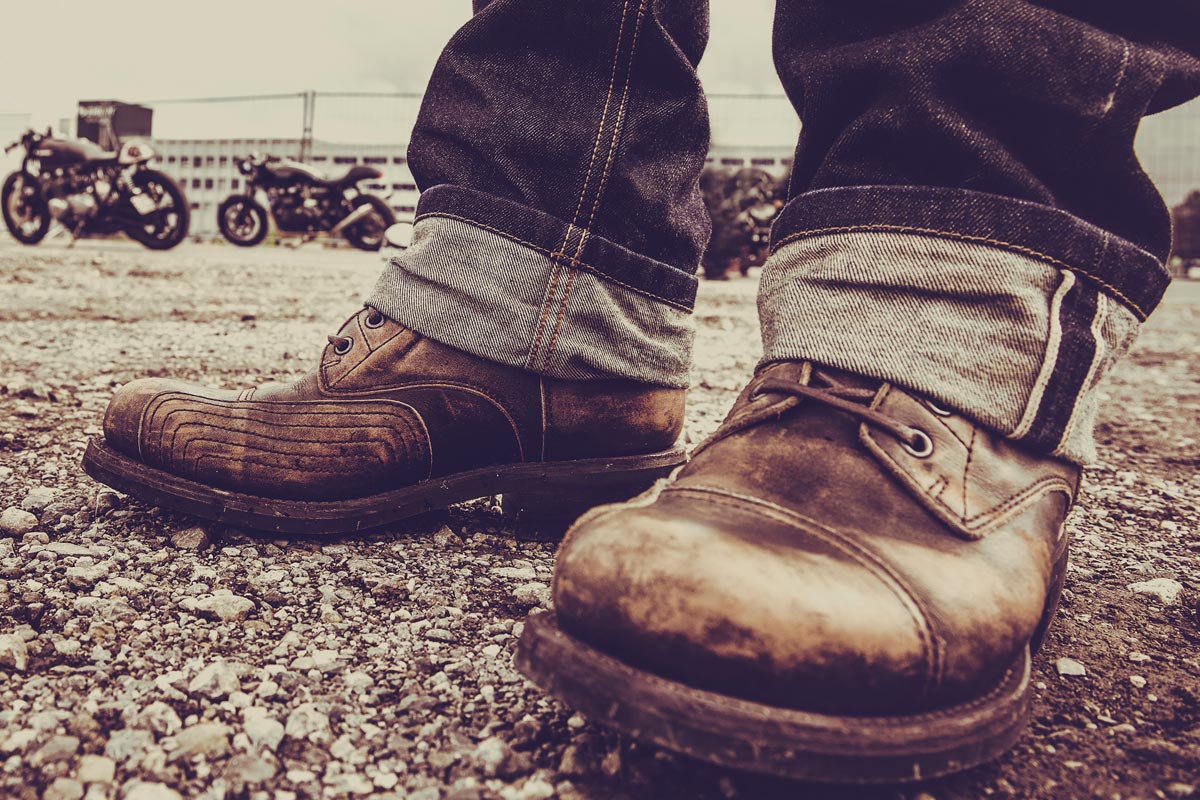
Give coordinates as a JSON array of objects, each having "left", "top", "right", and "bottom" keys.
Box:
[{"left": 134, "top": 91, "right": 1200, "bottom": 236}]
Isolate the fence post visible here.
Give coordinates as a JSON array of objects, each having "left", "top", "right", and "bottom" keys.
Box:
[{"left": 300, "top": 90, "right": 316, "bottom": 161}]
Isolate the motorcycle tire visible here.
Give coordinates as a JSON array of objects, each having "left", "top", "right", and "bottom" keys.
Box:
[
  {"left": 217, "top": 195, "right": 269, "bottom": 247},
  {"left": 125, "top": 170, "right": 190, "bottom": 250},
  {"left": 343, "top": 195, "right": 396, "bottom": 252},
  {"left": 1, "top": 173, "right": 51, "bottom": 245}
]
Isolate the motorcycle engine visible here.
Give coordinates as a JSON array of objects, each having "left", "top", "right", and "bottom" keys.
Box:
[{"left": 44, "top": 168, "right": 107, "bottom": 223}]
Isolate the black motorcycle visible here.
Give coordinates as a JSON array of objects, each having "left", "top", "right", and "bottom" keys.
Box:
[
  {"left": 2, "top": 128, "right": 189, "bottom": 250},
  {"left": 217, "top": 154, "right": 395, "bottom": 251}
]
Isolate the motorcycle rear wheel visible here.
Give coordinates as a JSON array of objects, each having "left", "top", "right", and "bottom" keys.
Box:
[
  {"left": 343, "top": 195, "right": 395, "bottom": 252},
  {"left": 217, "top": 196, "right": 269, "bottom": 247},
  {"left": 125, "top": 170, "right": 190, "bottom": 250},
  {"left": 1, "top": 173, "right": 51, "bottom": 245}
]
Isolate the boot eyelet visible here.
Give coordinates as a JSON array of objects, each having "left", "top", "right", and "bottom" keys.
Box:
[
  {"left": 364, "top": 310, "right": 386, "bottom": 329},
  {"left": 333, "top": 337, "right": 354, "bottom": 356},
  {"left": 925, "top": 399, "right": 953, "bottom": 417},
  {"left": 903, "top": 429, "right": 934, "bottom": 458}
]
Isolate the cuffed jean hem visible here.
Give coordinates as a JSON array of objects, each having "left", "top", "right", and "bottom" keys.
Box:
[
  {"left": 758, "top": 231, "right": 1140, "bottom": 465},
  {"left": 770, "top": 186, "right": 1169, "bottom": 321},
  {"left": 367, "top": 188, "right": 695, "bottom": 388}
]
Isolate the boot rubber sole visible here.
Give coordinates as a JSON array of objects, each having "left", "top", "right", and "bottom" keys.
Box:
[
  {"left": 81, "top": 438, "right": 685, "bottom": 537},
  {"left": 515, "top": 610, "right": 1033, "bottom": 785}
]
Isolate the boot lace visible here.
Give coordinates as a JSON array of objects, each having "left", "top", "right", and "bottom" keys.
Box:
[{"left": 752, "top": 367, "right": 935, "bottom": 457}]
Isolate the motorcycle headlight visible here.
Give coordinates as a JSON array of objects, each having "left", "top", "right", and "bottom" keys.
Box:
[{"left": 238, "top": 160, "right": 254, "bottom": 176}]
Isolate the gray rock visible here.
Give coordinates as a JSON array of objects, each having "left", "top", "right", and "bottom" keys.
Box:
[
  {"left": 21, "top": 487, "right": 57, "bottom": 514},
  {"left": 0, "top": 507, "right": 38, "bottom": 536},
  {"left": 43, "top": 778, "right": 84, "bottom": 800},
  {"left": 124, "top": 783, "right": 183, "bottom": 800},
  {"left": 222, "top": 752, "right": 278, "bottom": 789},
  {"left": 470, "top": 736, "right": 530, "bottom": 779},
  {"left": 135, "top": 702, "right": 182, "bottom": 736},
  {"left": 31, "top": 734, "right": 80, "bottom": 765},
  {"left": 170, "top": 526, "right": 211, "bottom": 550},
  {"left": 76, "top": 754, "right": 116, "bottom": 784},
  {"left": 169, "top": 722, "right": 230, "bottom": 761},
  {"left": 243, "top": 708, "right": 285, "bottom": 751},
  {"left": 0, "top": 537, "right": 13, "bottom": 558},
  {"left": 180, "top": 591, "right": 255, "bottom": 622},
  {"left": 66, "top": 562, "right": 111, "bottom": 588},
  {"left": 46, "top": 542, "right": 97, "bottom": 557},
  {"left": 1128, "top": 577, "right": 1184, "bottom": 606},
  {"left": 425, "top": 628, "right": 456, "bottom": 643},
  {"left": 0, "top": 633, "right": 29, "bottom": 672},
  {"left": 188, "top": 661, "right": 242, "bottom": 699},
  {"left": 104, "top": 728, "right": 155, "bottom": 764},
  {"left": 1056, "top": 657, "right": 1087, "bottom": 677},
  {"left": 323, "top": 772, "right": 374, "bottom": 795},
  {"left": 284, "top": 703, "right": 331, "bottom": 745}
]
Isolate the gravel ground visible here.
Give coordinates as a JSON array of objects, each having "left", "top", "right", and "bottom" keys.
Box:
[{"left": 0, "top": 237, "right": 1197, "bottom": 800}]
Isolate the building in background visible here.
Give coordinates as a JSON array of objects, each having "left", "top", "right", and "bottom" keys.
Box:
[{"left": 76, "top": 101, "right": 153, "bottom": 150}]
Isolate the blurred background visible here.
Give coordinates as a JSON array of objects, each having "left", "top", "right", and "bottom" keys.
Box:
[{"left": 1, "top": 0, "right": 1197, "bottom": 274}]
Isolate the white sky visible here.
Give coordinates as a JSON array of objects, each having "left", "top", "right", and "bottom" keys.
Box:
[{"left": 0, "top": 1, "right": 781, "bottom": 124}]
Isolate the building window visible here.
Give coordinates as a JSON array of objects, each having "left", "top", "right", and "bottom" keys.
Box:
[
  {"left": 205, "top": 156, "right": 214, "bottom": 166},
  {"left": 311, "top": 156, "right": 327, "bottom": 162},
  {"left": 720, "top": 158, "right": 745, "bottom": 166},
  {"left": 204, "top": 178, "right": 214, "bottom": 190},
  {"left": 231, "top": 179, "right": 240, "bottom": 191},
  {"left": 333, "top": 156, "right": 357, "bottom": 164},
  {"left": 363, "top": 156, "right": 386, "bottom": 164},
  {"left": 193, "top": 156, "right": 202, "bottom": 168},
  {"left": 392, "top": 183, "right": 417, "bottom": 191},
  {"left": 397, "top": 206, "right": 416, "bottom": 213},
  {"left": 191, "top": 178, "right": 201, "bottom": 189},
  {"left": 392, "top": 156, "right": 407, "bottom": 164},
  {"left": 217, "top": 178, "right": 226, "bottom": 190},
  {"left": 190, "top": 202, "right": 200, "bottom": 210},
  {"left": 219, "top": 156, "right": 228, "bottom": 166},
  {"left": 167, "top": 155, "right": 176, "bottom": 164},
  {"left": 751, "top": 158, "right": 775, "bottom": 166}
]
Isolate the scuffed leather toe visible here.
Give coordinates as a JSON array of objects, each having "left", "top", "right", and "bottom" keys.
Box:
[{"left": 554, "top": 492, "right": 938, "bottom": 714}]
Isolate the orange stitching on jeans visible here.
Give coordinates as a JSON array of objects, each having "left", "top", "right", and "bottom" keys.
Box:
[
  {"left": 770, "top": 224, "right": 1148, "bottom": 319},
  {"left": 413, "top": 211, "right": 693, "bottom": 312},
  {"left": 544, "top": 264, "right": 578, "bottom": 368},
  {"left": 583, "top": 0, "right": 647, "bottom": 234},
  {"left": 525, "top": 260, "right": 564, "bottom": 370},
  {"left": 546, "top": 0, "right": 648, "bottom": 366}
]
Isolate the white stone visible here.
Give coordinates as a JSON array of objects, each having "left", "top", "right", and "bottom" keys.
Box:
[
  {"left": 243, "top": 708, "right": 285, "bottom": 752},
  {"left": 135, "top": 702, "right": 182, "bottom": 736},
  {"left": 1127, "top": 578, "right": 1184, "bottom": 606},
  {"left": 284, "top": 703, "right": 331, "bottom": 744},
  {"left": 0, "top": 507, "right": 38, "bottom": 536},
  {"left": 0, "top": 633, "right": 29, "bottom": 672},
  {"left": 181, "top": 593, "right": 255, "bottom": 622},
  {"left": 124, "top": 782, "right": 183, "bottom": 800},
  {"left": 76, "top": 754, "right": 116, "bottom": 784},
  {"left": 1056, "top": 657, "right": 1086, "bottom": 677},
  {"left": 188, "top": 662, "right": 242, "bottom": 699}
]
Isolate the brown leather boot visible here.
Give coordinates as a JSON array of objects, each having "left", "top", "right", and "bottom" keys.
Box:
[
  {"left": 516, "top": 361, "right": 1079, "bottom": 783},
  {"left": 82, "top": 307, "right": 686, "bottom": 535}
]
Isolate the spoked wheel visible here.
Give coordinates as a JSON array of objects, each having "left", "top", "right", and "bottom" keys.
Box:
[
  {"left": 217, "top": 196, "right": 269, "bottom": 247},
  {"left": 125, "top": 170, "right": 190, "bottom": 250},
  {"left": 343, "top": 195, "right": 395, "bottom": 251},
  {"left": 1, "top": 173, "right": 51, "bottom": 245}
]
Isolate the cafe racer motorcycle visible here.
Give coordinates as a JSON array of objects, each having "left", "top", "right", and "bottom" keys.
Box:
[
  {"left": 218, "top": 154, "right": 395, "bottom": 250},
  {"left": 2, "top": 128, "right": 189, "bottom": 250}
]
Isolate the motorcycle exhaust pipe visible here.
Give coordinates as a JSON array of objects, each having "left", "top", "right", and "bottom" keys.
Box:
[{"left": 330, "top": 204, "right": 374, "bottom": 236}]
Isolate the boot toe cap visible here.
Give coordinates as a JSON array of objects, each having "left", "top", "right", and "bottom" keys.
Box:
[
  {"left": 102, "top": 378, "right": 202, "bottom": 460},
  {"left": 553, "top": 490, "right": 941, "bottom": 713}
]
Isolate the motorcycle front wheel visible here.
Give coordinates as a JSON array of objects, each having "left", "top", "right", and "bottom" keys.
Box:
[
  {"left": 125, "top": 170, "right": 190, "bottom": 250},
  {"left": 343, "top": 195, "right": 396, "bottom": 252},
  {"left": 1, "top": 173, "right": 51, "bottom": 245},
  {"left": 217, "top": 196, "right": 269, "bottom": 247}
]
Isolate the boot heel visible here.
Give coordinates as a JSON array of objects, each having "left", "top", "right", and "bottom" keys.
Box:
[{"left": 502, "top": 469, "right": 668, "bottom": 541}]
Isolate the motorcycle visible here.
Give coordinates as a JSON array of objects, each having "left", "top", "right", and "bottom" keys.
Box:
[
  {"left": 218, "top": 154, "right": 395, "bottom": 251},
  {"left": 2, "top": 128, "right": 189, "bottom": 249}
]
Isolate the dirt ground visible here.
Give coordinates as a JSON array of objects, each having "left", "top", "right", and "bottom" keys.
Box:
[{"left": 0, "top": 237, "right": 1197, "bottom": 800}]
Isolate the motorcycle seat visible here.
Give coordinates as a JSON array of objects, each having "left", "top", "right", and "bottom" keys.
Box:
[{"left": 319, "top": 165, "right": 381, "bottom": 188}]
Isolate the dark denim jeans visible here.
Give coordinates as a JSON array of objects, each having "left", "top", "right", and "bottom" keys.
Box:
[{"left": 369, "top": 0, "right": 1200, "bottom": 463}]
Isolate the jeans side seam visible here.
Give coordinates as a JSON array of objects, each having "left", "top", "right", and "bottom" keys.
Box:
[
  {"left": 532, "top": 0, "right": 637, "bottom": 372},
  {"left": 772, "top": 224, "right": 1148, "bottom": 319},
  {"left": 546, "top": 0, "right": 649, "bottom": 368},
  {"left": 413, "top": 210, "right": 692, "bottom": 312}
]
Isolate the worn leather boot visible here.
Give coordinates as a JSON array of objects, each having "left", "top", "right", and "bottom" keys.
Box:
[
  {"left": 516, "top": 361, "right": 1079, "bottom": 783},
  {"left": 82, "top": 307, "right": 686, "bottom": 535}
]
